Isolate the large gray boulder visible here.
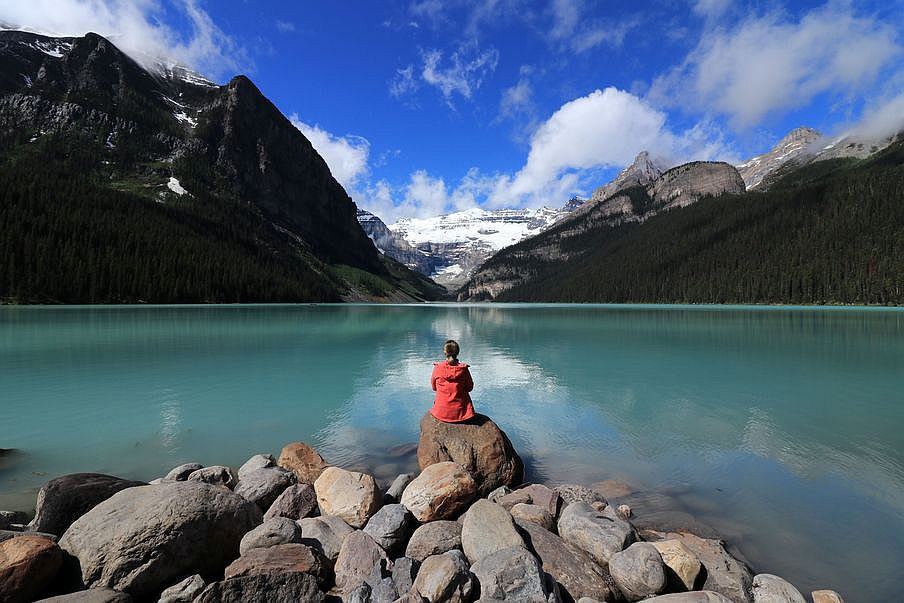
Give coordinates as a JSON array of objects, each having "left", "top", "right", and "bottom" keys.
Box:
[
  {"left": 405, "top": 521, "right": 462, "bottom": 561},
  {"left": 193, "top": 572, "right": 324, "bottom": 602},
  {"left": 363, "top": 504, "right": 415, "bottom": 556},
  {"left": 334, "top": 531, "right": 391, "bottom": 593},
  {"left": 234, "top": 467, "right": 296, "bottom": 512},
  {"left": 510, "top": 503, "right": 555, "bottom": 532},
  {"left": 392, "top": 556, "right": 419, "bottom": 597},
  {"left": 237, "top": 454, "right": 276, "bottom": 480},
  {"left": 263, "top": 483, "right": 318, "bottom": 521},
  {"left": 297, "top": 515, "right": 354, "bottom": 562},
  {"left": 609, "top": 542, "right": 667, "bottom": 601},
  {"left": 29, "top": 473, "right": 147, "bottom": 536},
  {"left": 469, "top": 545, "right": 549, "bottom": 602},
  {"left": 751, "top": 574, "right": 806, "bottom": 603},
  {"left": 400, "top": 462, "right": 477, "bottom": 522},
  {"left": 412, "top": 550, "right": 474, "bottom": 603},
  {"left": 239, "top": 517, "right": 303, "bottom": 555},
  {"left": 417, "top": 413, "right": 523, "bottom": 497},
  {"left": 58, "top": 482, "right": 262, "bottom": 598},
  {"left": 644, "top": 593, "right": 734, "bottom": 603},
  {"left": 516, "top": 518, "right": 618, "bottom": 602},
  {"left": 384, "top": 473, "right": 415, "bottom": 504},
  {"left": 461, "top": 499, "right": 525, "bottom": 564},
  {"left": 314, "top": 467, "right": 381, "bottom": 529},
  {"left": 557, "top": 502, "right": 636, "bottom": 567}
]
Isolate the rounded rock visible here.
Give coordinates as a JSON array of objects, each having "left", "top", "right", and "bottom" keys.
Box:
[
  {"left": 233, "top": 467, "right": 296, "bottom": 512},
  {"left": 752, "top": 573, "right": 806, "bottom": 603},
  {"left": 187, "top": 466, "right": 236, "bottom": 489},
  {"left": 263, "top": 483, "right": 318, "bottom": 521},
  {"left": 400, "top": 462, "right": 477, "bottom": 522},
  {"left": 239, "top": 516, "right": 303, "bottom": 555},
  {"left": 609, "top": 542, "right": 667, "bottom": 601},
  {"left": 0, "top": 534, "right": 63, "bottom": 603},
  {"left": 278, "top": 442, "right": 329, "bottom": 484},
  {"left": 314, "top": 467, "right": 381, "bottom": 529},
  {"left": 405, "top": 521, "right": 462, "bottom": 562},
  {"left": 461, "top": 499, "right": 525, "bottom": 564}
]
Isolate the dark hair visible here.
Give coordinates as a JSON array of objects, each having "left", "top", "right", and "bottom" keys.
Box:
[{"left": 443, "top": 339, "right": 460, "bottom": 359}]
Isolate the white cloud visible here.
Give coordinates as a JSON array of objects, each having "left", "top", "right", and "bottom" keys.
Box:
[
  {"left": 692, "top": 0, "right": 731, "bottom": 20},
  {"left": 548, "top": 0, "right": 636, "bottom": 53},
  {"left": 0, "top": 0, "right": 247, "bottom": 80},
  {"left": 499, "top": 68, "right": 533, "bottom": 119},
  {"left": 361, "top": 87, "right": 733, "bottom": 221},
  {"left": 650, "top": 2, "right": 902, "bottom": 128},
  {"left": 420, "top": 44, "right": 500, "bottom": 105},
  {"left": 849, "top": 92, "right": 904, "bottom": 141},
  {"left": 275, "top": 20, "right": 295, "bottom": 33},
  {"left": 389, "top": 64, "right": 418, "bottom": 98},
  {"left": 289, "top": 114, "right": 371, "bottom": 191}
]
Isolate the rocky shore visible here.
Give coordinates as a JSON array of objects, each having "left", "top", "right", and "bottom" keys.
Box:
[{"left": 0, "top": 414, "right": 844, "bottom": 603}]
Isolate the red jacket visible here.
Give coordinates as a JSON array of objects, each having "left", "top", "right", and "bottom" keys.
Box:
[{"left": 430, "top": 361, "right": 475, "bottom": 423}]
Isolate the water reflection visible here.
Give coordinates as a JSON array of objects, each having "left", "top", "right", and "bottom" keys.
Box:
[{"left": 1, "top": 304, "right": 902, "bottom": 602}]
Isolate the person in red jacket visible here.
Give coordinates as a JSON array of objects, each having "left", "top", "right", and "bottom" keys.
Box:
[{"left": 430, "top": 339, "right": 475, "bottom": 423}]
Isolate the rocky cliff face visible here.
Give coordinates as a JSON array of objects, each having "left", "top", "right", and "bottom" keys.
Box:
[
  {"left": 590, "top": 151, "right": 667, "bottom": 205},
  {"left": 460, "top": 161, "right": 746, "bottom": 300},
  {"left": 736, "top": 127, "right": 822, "bottom": 190},
  {"left": 357, "top": 210, "right": 436, "bottom": 275}
]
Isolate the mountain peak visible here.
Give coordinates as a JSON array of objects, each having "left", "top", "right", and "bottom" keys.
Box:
[
  {"left": 736, "top": 126, "right": 823, "bottom": 190},
  {"left": 589, "top": 150, "right": 668, "bottom": 205}
]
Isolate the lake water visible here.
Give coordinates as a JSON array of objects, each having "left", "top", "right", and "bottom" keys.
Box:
[{"left": 1, "top": 304, "right": 902, "bottom": 601}]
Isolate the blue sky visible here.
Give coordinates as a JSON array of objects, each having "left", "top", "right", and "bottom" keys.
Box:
[{"left": 3, "top": 0, "right": 904, "bottom": 222}]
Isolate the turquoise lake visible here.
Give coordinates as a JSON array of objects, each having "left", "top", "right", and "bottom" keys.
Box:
[{"left": 1, "top": 304, "right": 902, "bottom": 601}]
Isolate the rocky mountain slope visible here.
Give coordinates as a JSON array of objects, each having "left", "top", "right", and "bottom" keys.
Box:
[
  {"left": 460, "top": 161, "right": 745, "bottom": 300},
  {"left": 736, "top": 127, "right": 822, "bottom": 190},
  {"left": 461, "top": 139, "right": 904, "bottom": 304},
  {"left": 0, "top": 30, "right": 442, "bottom": 303},
  {"left": 359, "top": 202, "right": 584, "bottom": 289}
]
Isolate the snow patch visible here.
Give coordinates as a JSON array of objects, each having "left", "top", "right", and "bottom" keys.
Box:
[
  {"left": 173, "top": 112, "right": 197, "bottom": 128},
  {"left": 167, "top": 177, "right": 188, "bottom": 196},
  {"left": 27, "top": 39, "right": 72, "bottom": 58}
]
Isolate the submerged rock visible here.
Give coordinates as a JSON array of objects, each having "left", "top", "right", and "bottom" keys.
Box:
[
  {"left": 58, "top": 482, "right": 261, "bottom": 598},
  {"left": 417, "top": 413, "right": 523, "bottom": 497},
  {"left": 29, "top": 473, "right": 147, "bottom": 537}
]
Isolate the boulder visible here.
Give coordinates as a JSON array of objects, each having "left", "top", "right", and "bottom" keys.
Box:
[
  {"left": 651, "top": 539, "right": 702, "bottom": 591},
  {"left": 314, "top": 467, "right": 381, "bottom": 529},
  {"left": 158, "top": 574, "right": 205, "bottom": 603},
  {"left": 225, "top": 543, "right": 330, "bottom": 587},
  {"left": 264, "top": 483, "right": 318, "bottom": 521},
  {"left": 334, "top": 531, "right": 391, "bottom": 593},
  {"left": 400, "top": 462, "right": 477, "bottom": 522},
  {"left": 384, "top": 473, "right": 415, "bottom": 504},
  {"left": 193, "top": 572, "right": 324, "bottom": 602},
  {"left": 417, "top": 413, "right": 523, "bottom": 496},
  {"left": 163, "top": 463, "right": 203, "bottom": 482},
  {"left": 510, "top": 503, "right": 555, "bottom": 532},
  {"left": 34, "top": 588, "right": 133, "bottom": 602},
  {"left": 364, "top": 504, "right": 415, "bottom": 555},
  {"left": 645, "top": 530, "right": 753, "bottom": 603},
  {"left": 461, "top": 499, "right": 525, "bottom": 564},
  {"left": 58, "top": 482, "right": 262, "bottom": 598},
  {"left": 392, "top": 556, "right": 419, "bottom": 596},
  {"left": 470, "top": 545, "right": 549, "bottom": 602},
  {"left": 0, "top": 511, "right": 29, "bottom": 529},
  {"left": 405, "top": 521, "right": 462, "bottom": 561},
  {"left": 496, "top": 484, "right": 561, "bottom": 519},
  {"left": 0, "top": 534, "right": 63, "bottom": 603},
  {"left": 487, "top": 485, "right": 512, "bottom": 502},
  {"left": 557, "top": 502, "right": 636, "bottom": 567},
  {"left": 811, "top": 591, "right": 845, "bottom": 603},
  {"left": 370, "top": 575, "right": 400, "bottom": 603},
  {"left": 239, "top": 517, "right": 303, "bottom": 555},
  {"left": 234, "top": 467, "right": 296, "bottom": 511},
  {"left": 348, "top": 583, "right": 371, "bottom": 603},
  {"left": 552, "top": 485, "right": 607, "bottom": 507},
  {"left": 644, "top": 593, "right": 734, "bottom": 603},
  {"left": 617, "top": 504, "right": 632, "bottom": 519},
  {"left": 412, "top": 550, "right": 474, "bottom": 603},
  {"left": 237, "top": 454, "right": 276, "bottom": 480},
  {"left": 0, "top": 530, "right": 57, "bottom": 544},
  {"left": 609, "top": 542, "right": 667, "bottom": 601},
  {"left": 394, "top": 592, "right": 428, "bottom": 603},
  {"left": 29, "top": 473, "right": 147, "bottom": 536},
  {"left": 187, "top": 466, "right": 236, "bottom": 489},
  {"left": 516, "top": 518, "right": 618, "bottom": 602},
  {"left": 751, "top": 574, "right": 805, "bottom": 603},
  {"left": 298, "top": 515, "right": 354, "bottom": 562},
  {"left": 278, "top": 442, "right": 329, "bottom": 484}
]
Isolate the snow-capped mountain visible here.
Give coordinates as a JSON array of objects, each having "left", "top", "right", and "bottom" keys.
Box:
[
  {"left": 736, "top": 127, "right": 822, "bottom": 190},
  {"left": 358, "top": 202, "right": 584, "bottom": 288}
]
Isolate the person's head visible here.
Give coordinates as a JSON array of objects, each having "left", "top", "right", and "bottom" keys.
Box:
[{"left": 443, "top": 339, "right": 460, "bottom": 361}]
